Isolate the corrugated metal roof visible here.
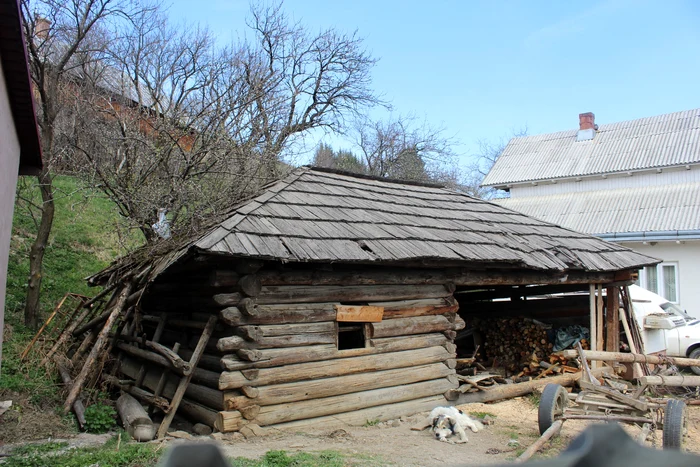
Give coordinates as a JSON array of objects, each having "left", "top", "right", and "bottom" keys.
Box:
[
  {"left": 493, "top": 182, "right": 700, "bottom": 235},
  {"left": 483, "top": 109, "right": 700, "bottom": 187}
]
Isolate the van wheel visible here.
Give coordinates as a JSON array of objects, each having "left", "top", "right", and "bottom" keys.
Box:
[{"left": 689, "top": 348, "right": 700, "bottom": 375}]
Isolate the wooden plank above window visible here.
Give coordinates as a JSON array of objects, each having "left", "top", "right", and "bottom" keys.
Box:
[{"left": 335, "top": 305, "right": 384, "bottom": 323}]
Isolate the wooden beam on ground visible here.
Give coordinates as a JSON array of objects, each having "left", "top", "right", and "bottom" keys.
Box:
[{"left": 516, "top": 420, "right": 563, "bottom": 463}]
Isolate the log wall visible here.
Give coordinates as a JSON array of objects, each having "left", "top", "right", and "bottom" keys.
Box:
[{"left": 114, "top": 263, "right": 461, "bottom": 433}]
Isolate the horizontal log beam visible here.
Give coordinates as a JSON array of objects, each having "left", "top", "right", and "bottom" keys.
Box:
[
  {"left": 639, "top": 375, "right": 700, "bottom": 387},
  {"left": 268, "top": 395, "right": 445, "bottom": 432},
  {"left": 219, "top": 346, "right": 452, "bottom": 390},
  {"left": 220, "top": 333, "right": 450, "bottom": 371},
  {"left": 220, "top": 303, "right": 336, "bottom": 326},
  {"left": 217, "top": 332, "right": 336, "bottom": 352},
  {"left": 370, "top": 315, "right": 452, "bottom": 338},
  {"left": 214, "top": 284, "right": 452, "bottom": 306},
  {"left": 224, "top": 362, "right": 454, "bottom": 409},
  {"left": 250, "top": 378, "right": 456, "bottom": 426}
]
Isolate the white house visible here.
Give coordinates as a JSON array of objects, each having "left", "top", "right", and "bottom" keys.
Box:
[
  {"left": 0, "top": 0, "right": 43, "bottom": 371},
  {"left": 483, "top": 109, "right": 700, "bottom": 314}
]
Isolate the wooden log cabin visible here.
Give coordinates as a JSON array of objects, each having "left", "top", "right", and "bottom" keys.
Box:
[{"left": 84, "top": 167, "right": 658, "bottom": 434}]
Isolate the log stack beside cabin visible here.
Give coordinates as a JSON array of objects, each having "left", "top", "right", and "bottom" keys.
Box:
[{"left": 84, "top": 167, "right": 658, "bottom": 434}]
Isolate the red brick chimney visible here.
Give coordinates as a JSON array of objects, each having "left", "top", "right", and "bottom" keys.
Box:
[{"left": 579, "top": 112, "right": 595, "bottom": 130}]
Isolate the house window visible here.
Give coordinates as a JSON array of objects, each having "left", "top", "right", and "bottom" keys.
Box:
[
  {"left": 640, "top": 263, "right": 679, "bottom": 303},
  {"left": 337, "top": 322, "right": 367, "bottom": 350}
]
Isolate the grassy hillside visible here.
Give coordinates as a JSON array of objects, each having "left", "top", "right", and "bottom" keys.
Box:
[{"left": 5, "top": 176, "right": 140, "bottom": 325}]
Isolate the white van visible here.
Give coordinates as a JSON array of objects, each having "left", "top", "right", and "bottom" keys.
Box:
[{"left": 630, "top": 285, "right": 700, "bottom": 374}]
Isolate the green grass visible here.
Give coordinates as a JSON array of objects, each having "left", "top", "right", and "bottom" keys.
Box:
[
  {"left": 469, "top": 411, "right": 496, "bottom": 419},
  {"left": 3, "top": 435, "right": 159, "bottom": 467},
  {"left": 2, "top": 175, "right": 141, "bottom": 429},
  {"left": 6, "top": 175, "right": 140, "bottom": 324},
  {"left": 230, "top": 450, "right": 370, "bottom": 467}
]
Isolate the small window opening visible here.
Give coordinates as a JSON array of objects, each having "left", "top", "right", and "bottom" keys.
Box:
[{"left": 337, "top": 322, "right": 366, "bottom": 350}]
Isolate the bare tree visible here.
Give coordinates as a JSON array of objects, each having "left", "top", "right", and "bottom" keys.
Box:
[
  {"left": 65, "top": 1, "right": 382, "bottom": 242},
  {"left": 352, "top": 115, "right": 459, "bottom": 183},
  {"left": 19, "top": 0, "right": 148, "bottom": 328},
  {"left": 463, "top": 127, "right": 528, "bottom": 199}
]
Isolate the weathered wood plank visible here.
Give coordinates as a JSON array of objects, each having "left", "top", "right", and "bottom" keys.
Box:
[
  {"left": 336, "top": 305, "right": 384, "bottom": 322},
  {"left": 370, "top": 315, "right": 452, "bottom": 338},
  {"left": 251, "top": 378, "right": 456, "bottom": 426},
  {"left": 219, "top": 346, "right": 451, "bottom": 389},
  {"left": 224, "top": 362, "right": 454, "bottom": 409}
]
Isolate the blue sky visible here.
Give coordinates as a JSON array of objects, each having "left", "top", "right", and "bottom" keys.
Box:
[{"left": 167, "top": 0, "right": 700, "bottom": 167}]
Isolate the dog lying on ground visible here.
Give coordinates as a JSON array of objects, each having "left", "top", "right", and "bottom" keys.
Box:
[{"left": 426, "top": 406, "right": 484, "bottom": 443}]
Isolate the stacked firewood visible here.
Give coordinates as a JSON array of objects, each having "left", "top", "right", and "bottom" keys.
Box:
[{"left": 472, "top": 317, "right": 554, "bottom": 372}]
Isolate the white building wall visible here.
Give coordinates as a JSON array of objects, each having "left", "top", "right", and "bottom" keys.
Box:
[
  {"left": 0, "top": 58, "right": 22, "bottom": 372},
  {"left": 510, "top": 166, "right": 700, "bottom": 198},
  {"left": 619, "top": 240, "right": 700, "bottom": 315}
]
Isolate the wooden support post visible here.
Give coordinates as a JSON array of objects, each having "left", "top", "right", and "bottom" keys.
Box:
[
  {"left": 64, "top": 282, "right": 133, "bottom": 414},
  {"left": 589, "top": 284, "right": 597, "bottom": 369},
  {"left": 605, "top": 287, "right": 620, "bottom": 352},
  {"left": 156, "top": 315, "right": 217, "bottom": 439},
  {"left": 596, "top": 284, "right": 604, "bottom": 358}
]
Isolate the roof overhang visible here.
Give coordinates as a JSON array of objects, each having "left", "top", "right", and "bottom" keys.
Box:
[{"left": 0, "top": 0, "right": 43, "bottom": 175}]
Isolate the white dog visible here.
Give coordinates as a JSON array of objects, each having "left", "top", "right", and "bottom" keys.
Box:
[{"left": 428, "top": 406, "right": 483, "bottom": 444}]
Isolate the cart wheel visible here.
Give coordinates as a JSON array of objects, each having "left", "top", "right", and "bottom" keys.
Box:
[
  {"left": 663, "top": 399, "right": 687, "bottom": 450},
  {"left": 689, "top": 348, "right": 700, "bottom": 376},
  {"left": 538, "top": 384, "right": 568, "bottom": 435}
]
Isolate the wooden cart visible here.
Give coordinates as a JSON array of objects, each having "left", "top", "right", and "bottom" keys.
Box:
[{"left": 538, "top": 381, "right": 688, "bottom": 450}]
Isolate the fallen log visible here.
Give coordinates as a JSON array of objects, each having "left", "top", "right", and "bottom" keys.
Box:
[
  {"left": 516, "top": 420, "right": 563, "bottom": 463},
  {"left": 557, "top": 350, "right": 700, "bottom": 368},
  {"left": 54, "top": 357, "right": 86, "bottom": 429},
  {"left": 451, "top": 369, "right": 611, "bottom": 405},
  {"left": 117, "top": 393, "right": 155, "bottom": 441}
]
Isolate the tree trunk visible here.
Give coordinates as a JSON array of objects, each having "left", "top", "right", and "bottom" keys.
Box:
[{"left": 25, "top": 168, "right": 55, "bottom": 329}]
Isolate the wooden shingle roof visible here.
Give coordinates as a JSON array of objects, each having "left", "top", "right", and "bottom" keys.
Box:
[
  {"left": 195, "top": 167, "right": 654, "bottom": 270},
  {"left": 90, "top": 167, "right": 657, "bottom": 285}
]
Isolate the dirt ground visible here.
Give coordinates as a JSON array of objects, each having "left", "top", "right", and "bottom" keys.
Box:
[
  {"left": 207, "top": 397, "right": 700, "bottom": 466},
  {"left": 2, "top": 396, "right": 700, "bottom": 466}
]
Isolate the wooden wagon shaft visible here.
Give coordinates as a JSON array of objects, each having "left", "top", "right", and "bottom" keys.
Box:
[
  {"left": 156, "top": 315, "right": 218, "bottom": 438},
  {"left": 225, "top": 362, "right": 454, "bottom": 409},
  {"left": 213, "top": 284, "right": 453, "bottom": 306},
  {"left": 219, "top": 346, "right": 452, "bottom": 390},
  {"left": 516, "top": 420, "right": 563, "bottom": 463},
  {"left": 221, "top": 333, "right": 450, "bottom": 370},
  {"left": 561, "top": 414, "right": 652, "bottom": 424},
  {"left": 64, "top": 282, "right": 133, "bottom": 414},
  {"left": 248, "top": 378, "right": 457, "bottom": 426},
  {"left": 640, "top": 375, "right": 700, "bottom": 387},
  {"left": 556, "top": 349, "right": 700, "bottom": 367}
]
